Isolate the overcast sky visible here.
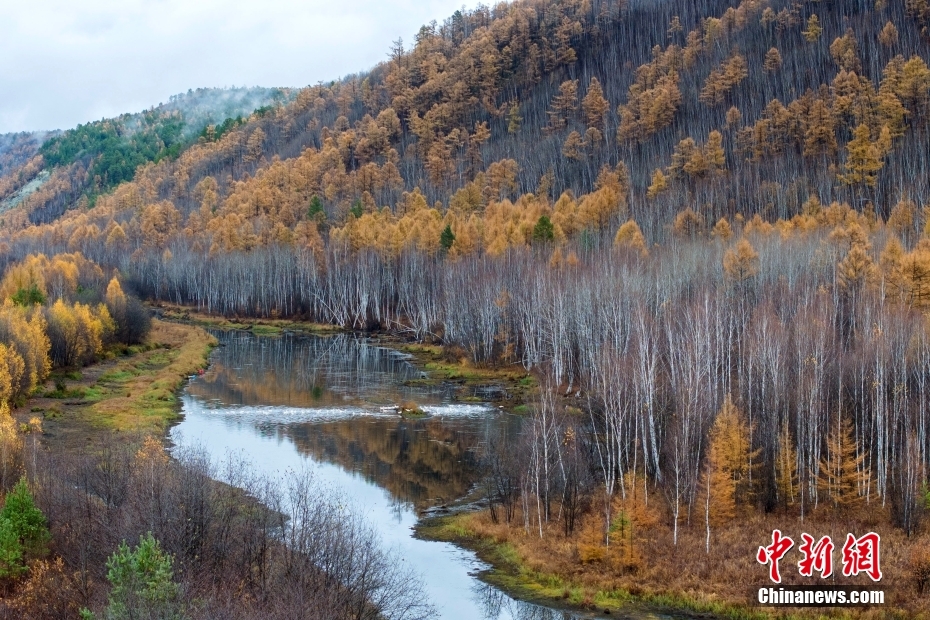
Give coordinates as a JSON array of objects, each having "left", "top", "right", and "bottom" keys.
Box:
[{"left": 0, "top": 0, "right": 476, "bottom": 134}]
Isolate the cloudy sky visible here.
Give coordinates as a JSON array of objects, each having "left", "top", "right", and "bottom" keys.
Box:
[{"left": 0, "top": 0, "right": 476, "bottom": 134}]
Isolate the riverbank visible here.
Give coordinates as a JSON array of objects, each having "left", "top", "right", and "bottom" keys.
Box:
[
  {"left": 13, "top": 319, "right": 215, "bottom": 449},
  {"left": 154, "top": 302, "right": 343, "bottom": 336},
  {"left": 109, "top": 313, "right": 768, "bottom": 619},
  {"left": 18, "top": 313, "right": 912, "bottom": 620},
  {"left": 417, "top": 512, "right": 766, "bottom": 620},
  {"left": 416, "top": 505, "right": 927, "bottom": 620}
]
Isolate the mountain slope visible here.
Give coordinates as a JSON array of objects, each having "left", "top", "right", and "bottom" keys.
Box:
[
  {"left": 2, "top": 0, "right": 928, "bottom": 246},
  {"left": 0, "top": 86, "right": 290, "bottom": 222}
]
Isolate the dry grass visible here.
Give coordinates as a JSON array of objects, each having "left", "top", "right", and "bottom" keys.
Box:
[
  {"left": 422, "top": 499, "right": 930, "bottom": 619},
  {"left": 155, "top": 302, "right": 341, "bottom": 335},
  {"left": 14, "top": 319, "right": 216, "bottom": 448}
]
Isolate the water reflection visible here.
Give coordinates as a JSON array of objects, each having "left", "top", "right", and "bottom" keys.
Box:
[
  {"left": 187, "top": 331, "right": 520, "bottom": 510},
  {"left": 174, "top": 330, "right": 676, "bottom": 620},
  {"left": 473, "top": 583, "right": 581, "bottom": 620},
  {"left": 188, "top": 331, "right": 455, "bottom": 409}
]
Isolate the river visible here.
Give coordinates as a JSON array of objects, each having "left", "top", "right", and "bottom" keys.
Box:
[{"left": 170, "top": 330, "right": 688, "bottom": 620}]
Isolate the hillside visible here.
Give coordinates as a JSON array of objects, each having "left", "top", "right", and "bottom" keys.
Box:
[
  {"left": 0, "top": 1, "right": 928, "bottom": 239},
  {"left": 0, "top": 86, "right": 290, "bottom": 222}
]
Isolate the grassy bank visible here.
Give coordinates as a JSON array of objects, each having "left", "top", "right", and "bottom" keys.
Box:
[
  {"left": 155, "top": 303, "right": 342, "bottom": 336},
  {"left": 15, "top": 319, "right": 216, "bottom": 448},
  {"left": 416, "top": 513, "right": 760, "bottom": 620}
]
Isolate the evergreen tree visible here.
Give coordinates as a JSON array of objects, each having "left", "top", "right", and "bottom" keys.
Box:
[
  {"left": 10, "top": 285, "right": 45, "bottom": 307},
  {"left": 439, "top": 224, "right": 455, "bottom": 253},
  {"left": 85, "top": 533, "right": 184, "bottom": 620},
  {"left": 532, "top": 216, "right": 555, "bottom": 243},
  {"left": 0, "top": 477, "right": 49, "bottom": 561},
  {"left": 307, "top": 195, "right": 324, "bottom": 220},
  {"left": 0, "top": 517, "right": 24, "bottom": 579}
]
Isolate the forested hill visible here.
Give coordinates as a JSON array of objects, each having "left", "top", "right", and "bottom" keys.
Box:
[
  {"left": 0, "top": 86, "right": 289, "bottom": 221},
  {"left": 1, "top": 0, "right": 929, "bottom": 246}
]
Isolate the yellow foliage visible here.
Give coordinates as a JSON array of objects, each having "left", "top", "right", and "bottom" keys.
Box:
[
  {"left": 46, "top": 299, "right": 113, "bottom": 367},
  {"left": 711, "top": 217, "right": 733, "bottom": 240},
  {"left": 646, "top": 168, "right": 668, "bottom": 199},
  {"left": 613, "top": 220, "right": 648, "bottom": 257},
  {"left": 0, "top": 302, "right": 50, "bottom": 404},
  {"left": 743, "top": 214, "right": 774, "bottom": 236},
  {"left": 818, "top": 416, "right": 869, "bottom": 510},
  {"left": 105, "top": 277, "right": 126, "bottom": 309},
  {"left": 0, "top": 406, "right": 23, "bottom": 490},
  {"left": 0, "top": 255, "right": 47, "bottom": 302},
  {"left": 723, "top": 238, "right": 759, "bottom": 282},
  {"left": 672, "top": 207, "right": 704, "bottom": 238},
  {"left": 702, "top": 396, "right": 757, "bottom": 526}
]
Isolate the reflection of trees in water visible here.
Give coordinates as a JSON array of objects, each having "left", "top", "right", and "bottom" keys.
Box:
[
  {"left": 472, "top": 581, "right": 584, "bottom": 620},
  {"left": 188, "top": 331, "right": 449, "bottom": 408},
  {"left": 285, "top": 416, "right": 483, "bottom": 508},
  {"left": 188, "top": 330, "right": 524, "bottom": 509}
]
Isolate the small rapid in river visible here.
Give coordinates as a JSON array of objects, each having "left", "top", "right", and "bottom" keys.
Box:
[{"left": 170, "top": 330, "right": 688, "bottom": 620}]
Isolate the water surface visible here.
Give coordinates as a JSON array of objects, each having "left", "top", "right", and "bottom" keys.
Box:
[{"left": 171, "top": 331, "right": 684, "bottom": 620}]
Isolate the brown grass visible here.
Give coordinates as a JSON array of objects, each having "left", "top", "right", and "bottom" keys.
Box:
[{"left": 422, "top": 498, "right": 930, "bottom": 618}]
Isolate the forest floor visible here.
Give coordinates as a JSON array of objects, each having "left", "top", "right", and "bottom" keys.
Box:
[
  {"left": 417, "top": 503, "right": 927, "bottom": 619},
  {"left": 11, "top": 319, "right": 215, "bottom": 451}
]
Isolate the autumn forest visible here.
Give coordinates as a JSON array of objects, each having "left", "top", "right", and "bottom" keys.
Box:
[{"left": 3, "top": 0, "right": 930, "bottom": 616}]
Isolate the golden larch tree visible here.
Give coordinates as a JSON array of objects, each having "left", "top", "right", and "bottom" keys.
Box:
[
  {"left": 880, "top": 21, "right": 899, "bottom": 48},
  {"left": 701, "top": 396, "right": 756, "bottom": 551},
  {"left": 548, "top": 80, "right": 578, "bottom": 130},
  {"left": 817, "top": 416, "right": 869, "bottom": 511},
  {"left": 712, "top": 217, "right": 733, "bottom": 240},
  {"left": 763, "top": 48, "right": 783, "bottom": 73},
  {"left": 723, "top": 238, "right": 760, "bottom": 282},
  {"left": 803, "top": 14, "right": 823, "bottom": 42},
  {"left": 840, "top": 124, "right": 885, "bottom": 187},
  {"left": 582, "top": 77, "right": 610, "bottom": 130},
  {"left": 613, "top": 220, "right": 648, "bottom": 257},
  {"left": 775, "top": 420, "right": 798, "bottom": 510},
  {"left": 646, "top": 169, "right": 668, "bottom": 199}
]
